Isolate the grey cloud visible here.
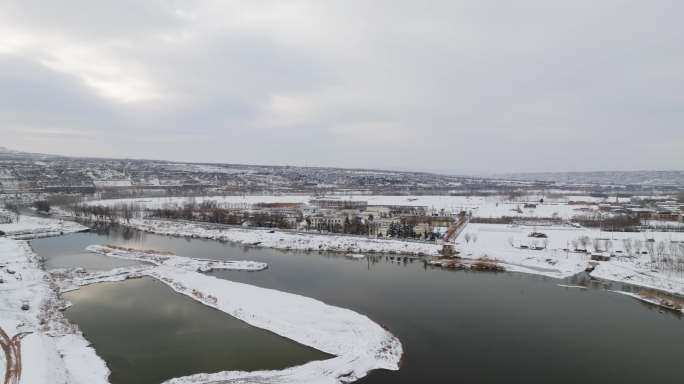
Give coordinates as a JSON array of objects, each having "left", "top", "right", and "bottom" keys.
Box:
[{"left": 1, "top": 0, "right": 682, "bottom": 172}]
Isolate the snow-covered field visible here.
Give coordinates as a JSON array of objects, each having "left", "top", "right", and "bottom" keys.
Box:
[
  {"left": 460, "top": 223, "right": 684, "bottom": 295},
  {"left": 54, "top": 246, "right": 403, "bottom": 384},
  {"left": 457, "top": 224, "right": 588, "bottom": 278},
  {"left": 85, "top": 194, "right": 603, "bottom": 218}
]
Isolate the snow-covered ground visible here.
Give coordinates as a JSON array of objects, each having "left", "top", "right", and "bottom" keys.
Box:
[
  {"left": 85, "top": 244, "right": 267, "bottom": 273},
  {"left": 54, "top": 246, "right": 403, "bottom": 384},
  {"left": 0, "top": 215, "right": 88, "bottom": 239},
  {"left": 457, "top": 223, "right": 590, "bottom": 278},
  {"left": 0, "top": 216, "right": 108, "bottom": 384},
  {"left": 592, "top": 261, "right": 684, "bottom": 297},
  {"left": 85, "top": 194, "right": 603, "bottom": 218},
  {"left": 460, "top": 223, "right": 684, "bottom": 294}
]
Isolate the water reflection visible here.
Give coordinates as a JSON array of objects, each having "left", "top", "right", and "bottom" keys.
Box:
[{"left": 63, "top": 277, "right": 329, "bottom": 384}]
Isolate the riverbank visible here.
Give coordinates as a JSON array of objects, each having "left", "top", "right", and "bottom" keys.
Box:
[
  {"left": 0, "top": 216, "right": 108, "bottom": 384},
  {"left": 126, "top": 218, "right": 443, "bottom": 256},
  {"left": 1, "top": 215, "right": 88, "bottom": 240},
  {"left": 118, "top": 218, "right": 684, "bottom": 303}
]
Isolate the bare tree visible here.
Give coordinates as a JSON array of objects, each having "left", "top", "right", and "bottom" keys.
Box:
[
  {"left": 121, "top": 204, "right": 133, "bottom": 224},
  {"left": 579, "top": 236, "right": 590, "bottom": 250},
  {"left": 4, "top": 201, "right": 20, "bottom": 223},
  {"left": 645, "top": 241, "right": 655, "bottom": 258},
  {"left": 622, "top": 238, "right": 633, "bottom": 257},
  {"left": 657, "top": 241, "right": 667, "bottom": 266},
  {"left": 571, "top": 239, "right": 579, "bottom": 251}
]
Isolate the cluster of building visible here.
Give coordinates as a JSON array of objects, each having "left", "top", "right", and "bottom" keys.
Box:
[
  {"left": 216, "top": 198, "right": 460, "bottom": 240},
  {"left": 593, "top": 199, "right": 684, "bottom": 222}
]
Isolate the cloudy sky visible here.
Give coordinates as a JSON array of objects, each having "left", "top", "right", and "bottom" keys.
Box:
[{"left": 1, "top": 1, "right": 682, "bottom": 173}]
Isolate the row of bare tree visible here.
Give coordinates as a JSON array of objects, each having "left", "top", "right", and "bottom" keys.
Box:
[{"left": 573, "top": 214, "right": 641, "bottom": 230}]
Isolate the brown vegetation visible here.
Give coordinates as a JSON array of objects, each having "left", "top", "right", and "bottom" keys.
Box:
[
  {"left": 104, "top": 244, "right": 175, "bottom": 255},
  {"left": 639, "top": 289, "right": 684, "bottom": 311},
  {"left": 0, "top": 327, "right": 31, "bottom": 384},
  {"left": 471, "top": 257, "right": 505, "bottom": 272}
]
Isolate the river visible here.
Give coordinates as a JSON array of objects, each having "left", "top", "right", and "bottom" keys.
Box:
[{"left": 32, "top": 226, "right": 684, "bottom": 384}]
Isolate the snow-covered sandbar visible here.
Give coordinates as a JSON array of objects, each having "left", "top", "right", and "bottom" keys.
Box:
[{"left": 56, "top": 245, "right": 403, "bottom": 384}]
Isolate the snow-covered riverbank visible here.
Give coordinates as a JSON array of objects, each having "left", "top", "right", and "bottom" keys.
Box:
[
  {"left": 0, "top": 216, "right": 108, "bottom": 384},
  {"left": 0, "top": 215, "right": 88, "bottom": 240},
  {"left": 128, "top": 218, "right": 442, "bottom": 256},
  {"left": 85, "top": 244, "right": 268, "bottom": 272},
  {"left": 460, "top": 223, "right": 684, "bottom": 296}
]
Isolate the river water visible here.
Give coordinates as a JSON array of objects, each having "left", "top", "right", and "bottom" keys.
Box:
[{"left": 32, "top": 226, "right": 684, "bottom": 384}]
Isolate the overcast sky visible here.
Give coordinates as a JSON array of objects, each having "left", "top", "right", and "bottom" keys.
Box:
[{"left": 1, "top": 1, "right": 682, "bottom": 173}]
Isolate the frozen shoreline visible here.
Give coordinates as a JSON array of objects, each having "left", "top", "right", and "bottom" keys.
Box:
[{"left": 609, "top": 290, "right": 684, "bottom": 313}]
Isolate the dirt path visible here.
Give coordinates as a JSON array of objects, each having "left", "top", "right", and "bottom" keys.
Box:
[{"left": 0, "top": 327, "right": 30, "bottom": 384}]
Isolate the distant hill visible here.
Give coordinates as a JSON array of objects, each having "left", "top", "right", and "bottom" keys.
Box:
[
  {"left": 489, "top": 171, "right": 684, "bottom": 187},
  {"left": 1, "top": 147, "right": 681, "bottom": 193}
]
